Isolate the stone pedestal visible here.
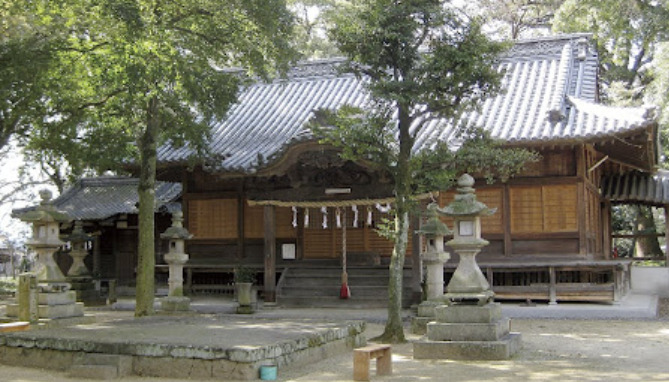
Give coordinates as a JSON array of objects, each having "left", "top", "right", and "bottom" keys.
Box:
[
  {"left": 69, "top": 277, "right": 106, "bottom": 306},
  {"left": 7, "top": 290, "right": 84, "bottom": 319},
  {"left": 160, "top": 296, "right": 192, "bottom": 312},
  {"left": 414, "top": 303, "right": 521, "bottom": 360}
]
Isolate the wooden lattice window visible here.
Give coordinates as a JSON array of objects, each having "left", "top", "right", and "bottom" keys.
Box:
[
  {"left": 510, "top": 184, "right": 577, "bottom": 234},
  {"left": 188, "top": 199, "right": 238, "bottom": 239}
]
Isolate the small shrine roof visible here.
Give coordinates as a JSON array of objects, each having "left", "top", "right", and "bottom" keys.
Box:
[{"left": 12, "top": 177, "right": 182, "bottom": 221}]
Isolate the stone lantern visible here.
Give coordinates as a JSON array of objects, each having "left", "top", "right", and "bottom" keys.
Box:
[
  {"left": 411, "top": 203, "right": 452, "bottom": 334},
  {"left": 439, "top": 173, "right": 496, "bottom": 305},
  {"left": 414, "top": 174, "right": 520, "bottom": 360},
  {"left": 63, "top": 220, "right": 104, "bottom": 305},
  {"left": 159, "top": 211, "right": 192, "bottom": 312},
  {"left": 417, "top": 204, "right": 452, "bottom": 300},
  {"left": 64, "top": 221, "right": 92, "bottom": 278},
  {"left": 19, "top": 190, "right": 71, "bottom": 286},
  {"left": 7, "top": 189, "right": 84, "bottom": 319}
]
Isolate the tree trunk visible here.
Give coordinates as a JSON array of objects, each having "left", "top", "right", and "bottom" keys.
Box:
[
  {"left": 633, "top": 205, "right": 663, "bottom": 257},
  {"left": 375, "top": 104, "right": 413, "bottom": 343},
  {"left": 135, "top": 97, "right": 160, "bottom": 317}
]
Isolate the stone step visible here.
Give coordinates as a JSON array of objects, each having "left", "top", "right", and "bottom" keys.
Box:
[
  {"left": 69, "top": 353, "right": 132, "bottom": 380},
  {"left": 69, "top": 364, "right": 120, "bottom": 380},
  {"left": 280, "top": 285, "right": 393, "bottom": 298},
  {"left": 277, "top": 295, "right": 411, "bottom": 308}
]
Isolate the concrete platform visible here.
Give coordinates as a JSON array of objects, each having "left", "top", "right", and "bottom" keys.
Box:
[
  {"left": 0, "top": 314, "right": 366, "bottom": 380},
  {"left": 500, "top": 292, "right": 659, "bottom": 320}
]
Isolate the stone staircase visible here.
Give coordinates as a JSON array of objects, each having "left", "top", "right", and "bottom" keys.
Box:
[{"left": 277, "top": 262, "right": 412, "bottom": 308}]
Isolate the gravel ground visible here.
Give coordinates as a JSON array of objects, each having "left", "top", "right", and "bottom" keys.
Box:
[{"left": 1, "top": 300, "right": 669, "bottom": 382}]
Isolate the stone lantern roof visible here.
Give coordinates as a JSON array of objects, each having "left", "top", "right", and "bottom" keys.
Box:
[
  {"left": 16, "top": 190, "right": 71, "bottom": 224},
  {"left": 439, "top": 174, "right": 496, "bottom": 218},
  {"left": 417, "top": 203, "right": 452, "bottom": 237},
  {"left": 62, "top": 221, "right": 92, "bottom": 243},
  {"left": 160, "top": 211, "right": 193, "bottom": 240}
]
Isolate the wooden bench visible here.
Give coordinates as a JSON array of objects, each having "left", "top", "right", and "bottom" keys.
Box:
[
  {"left": 0, "top": 321, "right": 30, "bottom": 333},
  {"left": 353, "top": 344, "right": 392, "bottom": 381}
]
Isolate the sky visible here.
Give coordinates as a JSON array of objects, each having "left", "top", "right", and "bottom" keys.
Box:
[{"left": 0, "top": 143, "right": 55, "bottom": 246}]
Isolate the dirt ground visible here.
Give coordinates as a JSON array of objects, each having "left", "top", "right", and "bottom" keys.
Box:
[{"left": 2, "top": 300, "right": 669, "bottom": 382}]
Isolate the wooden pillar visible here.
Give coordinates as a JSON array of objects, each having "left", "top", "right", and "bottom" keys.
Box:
[
  {"left": 263, "top": 205, "right": 277, "bottom": 302},
  {"left": 548, "top": 266, "right": 557, "bottom": 305},
  {"left": 602, "top": 200, "right": 612, "bottom": 259},
  {"left": 237, "top": 185, "right": 245, "bottom": 260},
  {"left": 296, "top": 208, "right": 304, "bottom": 260},
  {"left": 410, "top": 214, "right": 423, "bottom": 304},
  {"left": 92, "top": 232, "right": 101, "bottom": 276},
  {"left": 576, "top": 145, "right": 587, "bottom": 255},
  {"left": 503, "top": 184, "right": 512, "bottom": 257}
]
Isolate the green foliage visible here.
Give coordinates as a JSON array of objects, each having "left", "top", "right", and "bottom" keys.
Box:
[
  {"left": 648, "top": 42, "right": 669, "bottom": 168},
  {"left": 6, "top": 0, "right": 297, "bottom": 178},
  {"left": 477, "top": 0, "right": 563, "bottom": 40},
  {"left": 553, "top": 0, "right": 669, "bottom": 101},
  {"left": 234, "top": 266, "right": 257, "bottom": 284},
  {"left": 0, "top": 277, "right": 17, "bottom": 295}
]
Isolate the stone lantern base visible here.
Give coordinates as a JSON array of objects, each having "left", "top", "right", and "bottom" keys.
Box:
[
  {"left": 6, "top": 290, "right": 84, "bottom": 320},
  {"left": 414, "top": 302, "right": 521, "bottom": 360},
  {"left": 160, "top": 296, "right": 191, "bottom": 312},
  {"left": 68, "top": 276, "right": 106, "bottom": 306}
]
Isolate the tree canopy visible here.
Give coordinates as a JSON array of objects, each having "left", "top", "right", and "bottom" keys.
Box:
[
  {"left": 317, "top": 0, "right": 537, "bottom": 343},
  {"left": 5, "top": 0, "right": 297, "bottom": 316}
]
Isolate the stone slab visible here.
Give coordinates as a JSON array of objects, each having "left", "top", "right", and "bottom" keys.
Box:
[
  {"left": 39, "top": 291, "right": 77, "bottom": 306},
  {"left": 410, "top": 316, "right": 431, "bottom": 335},
  {"left": 435, "top": 302, "right": 502, "bottom": 323},
  {"left": 417, "top": 301, "right": 440, "bottom": 317},
  {"left": 0, "top": 315, "right": 366, "bottom": 380},
  {"left": 426, "top": 318, "right": 510, "bottom": 341},
  {"left": 413, "top": 332, "right": 522, "bottom": 360},
  {"left": 68, "top": 364, "right": 119, "bottom": 380},
  {"left": 38, "top": 302, "right": 84, "bottom": 319},
  {"left": 160, "top": 296, "right": 191, "bottom": 312}
]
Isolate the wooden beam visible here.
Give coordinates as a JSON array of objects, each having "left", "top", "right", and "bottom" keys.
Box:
[{"left": 263, "top": 205, "right": 277, "bottom": 302}]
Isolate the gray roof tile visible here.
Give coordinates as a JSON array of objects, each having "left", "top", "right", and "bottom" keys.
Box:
[
  {"left": 13, "top": 177, "right": 182, "bottom": 221},
  {"left": 602, "top": 171, "right": 669, "bottom": 205},
  {"left": 158, "top": 34, "right": 656, "bottom": 173}
]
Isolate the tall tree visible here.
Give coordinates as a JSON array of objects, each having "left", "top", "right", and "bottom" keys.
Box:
[
  {"left": 15, "top": 0, "right": 296, "bottom": 316},
  {"left": 554, "top": 0, "right": 669, "bottom": 102},
  {"left": 289, "top": 0, "right": 340, "bottom": 59},
  {"left": 318, "top": 0, "right": 537, "bottom": 343},
  {"left": 477, "top": 0, "right": 563, "bottom": 40}
]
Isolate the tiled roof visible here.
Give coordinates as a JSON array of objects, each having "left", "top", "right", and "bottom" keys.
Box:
[
  {"left": 602, "top": 171, "right": 669, "bottom": 206},
  {"left": 13, "top": 177, "right": 182, "bottom": 221},
  {"left": 158, "top": 34, "right": 656, "bottom": 173}
]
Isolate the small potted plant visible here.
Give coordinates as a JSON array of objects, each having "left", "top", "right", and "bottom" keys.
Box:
[{"left": 234, "top": 265, "right": 256, "bottom": 314}]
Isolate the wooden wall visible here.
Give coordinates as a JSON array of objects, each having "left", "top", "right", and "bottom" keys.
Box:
[{"left": 181, "top": 144, "right": 609, "bottom": 263}]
